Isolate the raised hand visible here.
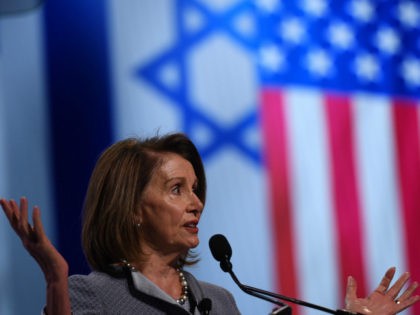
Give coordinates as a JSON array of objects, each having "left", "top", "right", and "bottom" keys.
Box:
[
  {"left": 345, "top": 267, "right": 420, "bottom": 315},
  {"left": 0, "top": 197, "right": 71, "bottom": 314}
]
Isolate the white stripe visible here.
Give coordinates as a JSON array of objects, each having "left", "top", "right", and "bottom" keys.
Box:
[
  {"left": 108, "top": 0, "right": 181, "bottom": 139},
  {"left": 195, "top": 150, "right": 273, "bottom": 315},
  {"left": 0, "top": 52, "right": 11, "bottom": 315},
  {"left": 285, "top": 88, "right": 339, "bottom": 314},
  {"left": 353, "top": 94, "right": 408, "bottom": 292},
  {"left": 0, "top": 10, "right": 54, "bottom": 314}
]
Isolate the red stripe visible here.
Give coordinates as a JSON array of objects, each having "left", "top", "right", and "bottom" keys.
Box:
[
  {"left": 324, "top": 94, "right": 367, "bottom": 299},
  {"left": 392, "top": 100, "right": 420, "bottom": 315},
  {"left": 261, "top": 89, "right": 300, "bottom": 314}
]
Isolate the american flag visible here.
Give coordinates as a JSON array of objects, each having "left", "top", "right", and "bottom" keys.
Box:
[{"left": 258, "top": 0, "right": 420, "bottom": 314}]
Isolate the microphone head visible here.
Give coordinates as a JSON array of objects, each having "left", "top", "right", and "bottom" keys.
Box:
[{"left": 209, "top": 234, "right": 232, "bottom": 262}]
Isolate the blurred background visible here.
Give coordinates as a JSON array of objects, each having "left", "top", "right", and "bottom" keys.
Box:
[{"left": 1, "top": 0, "right": 420, "bottom": 314}]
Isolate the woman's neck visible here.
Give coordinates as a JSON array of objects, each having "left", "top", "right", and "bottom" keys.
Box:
[{"left": 136, "top": 253, "right": 185, "bottom": 300}]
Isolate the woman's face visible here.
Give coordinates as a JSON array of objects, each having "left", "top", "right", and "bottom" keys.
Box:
[{"left": 139, "top": 153, "right": 204, "bottom": 255}]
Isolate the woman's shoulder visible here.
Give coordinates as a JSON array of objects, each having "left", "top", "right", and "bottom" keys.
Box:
[
  {"left": 196, "top": 279, "right": 232, "bottom": 295},
  {"left": 69, "top": 272, "right": 126, "bottom": 299},
  {"left": 68, "top": 271, "right": 143, "bottom": 313},
  {"left": 68, "top": 271, "right": 109, "bottom": 313},
  {"left": 69, "top": 270, "right": 122, "bottom": 284},
  {"left": 185, "top": 272, "right": 229, "bottom": 292}
]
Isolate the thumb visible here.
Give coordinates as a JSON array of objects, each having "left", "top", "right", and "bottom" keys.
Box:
[{"left": 345, "top": 276, "right": 358, "bottom": 308}]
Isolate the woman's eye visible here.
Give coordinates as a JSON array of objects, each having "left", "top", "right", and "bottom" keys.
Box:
[{"left": 172, "top": 184, "right": 181, "bottom": 194}]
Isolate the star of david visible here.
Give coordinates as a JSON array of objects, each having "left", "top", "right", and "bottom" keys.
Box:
[{"left": 134, "top": 0, "right": 262, "bottom": 166}]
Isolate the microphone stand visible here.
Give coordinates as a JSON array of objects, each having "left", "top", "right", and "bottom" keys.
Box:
[
  {"left": 221, "top": 259, "right": 359, "bottom": 315},
  {"left": 219, "top": 259, "right": 291, "bottom": 314},
  {"left": 225, "top": 263, "right": 291, "bottom": 315}
]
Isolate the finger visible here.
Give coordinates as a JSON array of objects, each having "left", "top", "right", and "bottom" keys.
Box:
[
  {"left": 0, "top": 198, "right": 14, "bottom": 221},
  {"left": 2, "top": 199, "right": 19, "bottom": 221},
  {"left": 13, "top": 198, "right": 30, "bottom": 236},
  {"left": 375, "top": 267, "right": 396, "bottom": 294},
  {"left": 397, "top": 294, "right": 420, "bottom": 312},
  {"left": 345, "top": 276, "right": 358, "bottom": 307},
  {"left": 1, "top": 199, "right": 24, "bottom": 236},
  {"left": 20, "top": 196, "right": 29, "bottom": 225},
  {"left": 9, "top": 199, "right": 24, "bottom": 231},
  {"left": 31, "top": 206, "right": 46, "bottom": 242},
  {"left": 397, "top": 281, "right": 419, "bottom": 303},
  {"left": 387, "top": 272, "right": 410, "bottom": 299}
]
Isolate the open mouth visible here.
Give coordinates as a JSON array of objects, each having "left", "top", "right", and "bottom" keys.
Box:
[{"left": 183, "top": 221, "right": 199, "bottom": 233}]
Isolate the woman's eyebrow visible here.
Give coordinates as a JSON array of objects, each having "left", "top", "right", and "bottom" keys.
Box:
[
  {"left": 164, "top": 176, "right": 185, "bottom": 184},
  {"left": 164, "top": 177, "right": 197, "bottom": 185}
]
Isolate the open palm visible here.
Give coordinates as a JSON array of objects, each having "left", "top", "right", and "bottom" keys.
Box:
[
  {"left": 1, "top": 197, "right": 71, "bottom": 314},
  {"left": 345, "top": 267, "right": 419, "bottom": 315}
]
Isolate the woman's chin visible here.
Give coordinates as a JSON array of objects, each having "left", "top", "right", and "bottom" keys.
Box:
[{"left": 187, "top": 237, "right": 200, "bottom": 249}]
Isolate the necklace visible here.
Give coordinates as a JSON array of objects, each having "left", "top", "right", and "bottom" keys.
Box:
[
  {"left": 121, "top": 260, "right": 188, "bottom": 305},
  {"left": 176, "top": 268, "right": 189, "bottom": 305}
]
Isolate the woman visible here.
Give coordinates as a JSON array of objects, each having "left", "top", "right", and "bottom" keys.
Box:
[{"left": 0, "top": 133, "right": 419, "bottom": 314}]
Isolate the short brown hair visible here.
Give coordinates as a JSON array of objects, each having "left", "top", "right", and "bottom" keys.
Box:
[{"left": 82, "top": 133, "right": 206, "bottom": 272}]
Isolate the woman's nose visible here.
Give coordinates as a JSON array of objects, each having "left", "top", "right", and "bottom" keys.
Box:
[{"left": 188, "top": 192, "right": 203, "bottom": 214}]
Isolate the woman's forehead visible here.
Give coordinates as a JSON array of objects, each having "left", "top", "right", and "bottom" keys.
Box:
[{"left": 154, "top": 153, "right": 196, "bottom": 180}]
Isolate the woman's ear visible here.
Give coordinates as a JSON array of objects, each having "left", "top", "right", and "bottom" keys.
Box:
[{"left": 134, "top": 205, "right": 143, "bottom": 226}]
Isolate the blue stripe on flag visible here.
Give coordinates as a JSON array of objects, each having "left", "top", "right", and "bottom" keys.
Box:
[{"left": 43, "top": 0, "right": 113, "bottom": 275}]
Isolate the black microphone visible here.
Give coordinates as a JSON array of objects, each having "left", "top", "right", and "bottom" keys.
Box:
[
  {"left": 209, "top": 234, "right": 291, "bottom": 315},
  {"left": 208, "top": 234, "right": 233, "bottom": 272},
  {"left": 209, "top": 234, "right": 360, "bottom": 315}
]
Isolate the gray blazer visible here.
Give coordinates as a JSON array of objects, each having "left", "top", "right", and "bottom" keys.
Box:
[{"left": 69, "top": 270, "right": 241, "bottom": 314}]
